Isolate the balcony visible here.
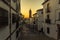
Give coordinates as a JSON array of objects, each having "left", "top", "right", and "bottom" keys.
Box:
[
  {"left": 12, "top": 14, "right": 17, "bottom": 23},
  {"left": 45, "top": 19, "right": 51, "bottom": 24},
  {"left": 46, "top": 8, "right": 50, "bottom": 13}
]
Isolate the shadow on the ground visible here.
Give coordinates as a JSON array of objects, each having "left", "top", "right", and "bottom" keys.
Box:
[{"left": 19, "top": 24, "right": 56, "bottom": 40}]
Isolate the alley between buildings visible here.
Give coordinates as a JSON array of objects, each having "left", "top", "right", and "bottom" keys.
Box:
[{"left": 19, "top": 24, "right": 56, "bottom": 40}]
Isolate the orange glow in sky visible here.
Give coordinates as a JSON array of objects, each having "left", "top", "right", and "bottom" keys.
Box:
[{"left": 21, "top": 0, "right": 44, "bottom": 18}]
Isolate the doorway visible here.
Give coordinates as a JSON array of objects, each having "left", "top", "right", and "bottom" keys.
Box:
[{"left": 57, "top": 24, "right": 60, "bottom": 39}]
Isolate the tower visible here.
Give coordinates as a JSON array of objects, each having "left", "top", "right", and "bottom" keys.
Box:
[{"left": 29, "top": 9, "right": 32, "bottom": 18}]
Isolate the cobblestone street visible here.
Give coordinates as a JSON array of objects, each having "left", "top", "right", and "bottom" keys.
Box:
[{"left": 19, "top": 24, "right": 56, "bottom": 40}]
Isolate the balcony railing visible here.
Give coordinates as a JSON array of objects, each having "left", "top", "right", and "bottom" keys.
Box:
[
  {"left": 46, "top": 8, "right": 50, "bottom": 13},
  {"left": 45, "top": 19, "right": 51, "bottom": 24}
]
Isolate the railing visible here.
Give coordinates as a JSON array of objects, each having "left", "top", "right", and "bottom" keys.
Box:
[
  {"left": 45, "top": 19, "right": 51, "bottom": 24},
  {"left": 46, "top": 8, "right": 50, "bottom": 13}
]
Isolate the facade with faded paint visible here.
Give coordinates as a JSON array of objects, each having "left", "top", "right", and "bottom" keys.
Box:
[
  {"left": 0, "top": 0, "right": 21, "bottom": 40},
  {"left": 42, "top": 0, "right": 60, "bottom": 40},
  {"left": 36, "top": 9, "right": 44, "bottom": 32}
]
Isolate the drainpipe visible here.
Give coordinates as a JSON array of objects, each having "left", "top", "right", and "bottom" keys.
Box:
[{"left": 9, "top": 0, "right": 12, "bottom": 40}]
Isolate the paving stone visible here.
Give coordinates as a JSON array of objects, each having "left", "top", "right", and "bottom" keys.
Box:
[{"left": 19, "top": 24, "right": 56, "bottom": 40}]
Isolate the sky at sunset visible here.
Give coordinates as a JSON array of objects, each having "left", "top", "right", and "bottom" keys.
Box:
[{"left": 21, "top": 0, "right": 44, "bottom": 18}]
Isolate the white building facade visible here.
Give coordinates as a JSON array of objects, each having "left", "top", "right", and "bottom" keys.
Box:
[
  {"left": 42, "top": 0, "right": 60, "bottom": 40},
  {"left": 0, "top": 0, "right": 21, "bottom": 40},
  {"left": 33, "top": 13, "right": 38, "bottom": 31},
  {"left": 36, "top": 9, "right": 44, "bottom": 32}
]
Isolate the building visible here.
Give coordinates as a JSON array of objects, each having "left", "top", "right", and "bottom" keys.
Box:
[
  {"left": 29, "top": 9, "right": 32, "bottom": 18},
  {"left": 42, "top": 0, "right": 60, "bottom": 40},
  {"left": 36, "top": 9, "right": 44, "bottom": 32},
  {"left": 33, "top": 13, "right": 38, "bottom": 31},
  {"left": 33, "top": 13, "right": 38, "bottom": 25},
  {"left": 0, "top": 0, "right": 21, "bottom": 40},
  {"left": 29, "top": 17, "right": 34, "bottom": 24}
]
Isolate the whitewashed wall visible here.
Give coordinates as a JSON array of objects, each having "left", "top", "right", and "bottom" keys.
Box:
[
  {"left": 43, "top": 0, "right": 60, "bottom": 39},
  {"left": 37, "top": 10, "right": 43, "bottom": 31},
  {"left": 0, "top": 1, "right": 18, "bottom": 40}
]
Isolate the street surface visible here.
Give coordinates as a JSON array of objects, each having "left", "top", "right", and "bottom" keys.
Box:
[{"left": 19, "top": 24, "right": 56, "bottom": 40}]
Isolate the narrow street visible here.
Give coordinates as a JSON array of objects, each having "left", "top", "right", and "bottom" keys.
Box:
[
  {"left": 19, "top": 24, "right": 56, "bottom": 40},
  {"left": 0, "top": 0, "right": 60, "bottom": 40}
]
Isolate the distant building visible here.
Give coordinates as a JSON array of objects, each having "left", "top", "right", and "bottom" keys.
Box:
[
  {"left": 33, "top": 13, "right": 38, "bottom": 31},
  {"left": 29, "top": 9, "right": 32, "bottom": 18},
  {"left": 29, "top": 17, "right": 34, "bottom": 25},
  {"left": 33, "top": 13, "right": 38, "bottom": 25},
  {"left": 42, "top": 0, "right": 60, "bottom": 40},
  {"left": 0, "top": 0, "right": 21, "bottom": 40},
  {"left": 36, "top": 9, "right": 44, "bottom": 32}
]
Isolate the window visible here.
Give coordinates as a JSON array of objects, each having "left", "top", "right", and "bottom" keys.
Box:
[
  {"left": 59, "top": 12, "right": 60, "bottom": 20},
  {"left": 47, "top": 15, "right": 49, "bottom": 18},
  {"left": 46, "top": 3, "right": 50, "bottom": 13},
  {"left": 41, "top": 11, "right": 43, "bottom": 14},
  {"left": 45, "top": 19, "right": 51, "bottom": 24},
  {"left": 33, "top": 21, "right": 35, "bottom": 24},
  {"left": 16, "top": 4, "right": 19, "bottom": 11},
  {"left": 12, "top": 14, "right": 17, "bottom": 23},
  {"left": 16, "top": 4, "right": 18, "bottom": 11},
  {"left": 45, "top": 15, "right": 51, "bottom": 24},
  {"left": 0, "top": 7, "right": 8, "bottom": 26},
  {"left": 16, "top": 16, "right": 20, "bottom": 29},
  {"left": 19, "top": 3, "right": 20, "bottom": 11},
  {"left": 47, "top": 27, "right": 50, "bottom": 34}
]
